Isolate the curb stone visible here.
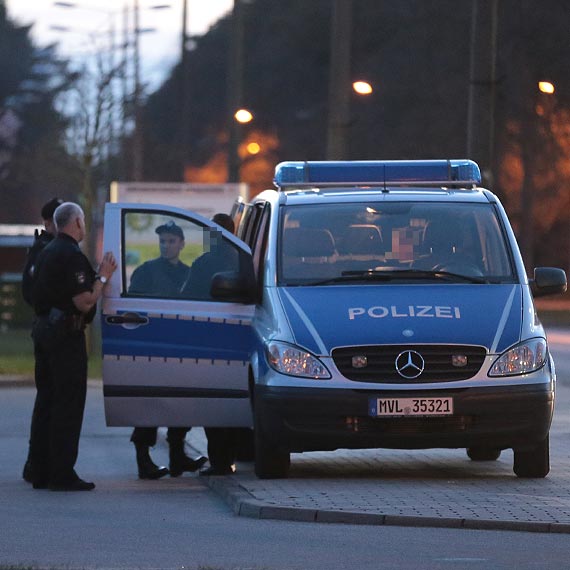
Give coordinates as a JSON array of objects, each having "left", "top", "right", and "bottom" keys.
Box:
[{"left": 204, "top": 476, "right": 570, "bottom": 534}]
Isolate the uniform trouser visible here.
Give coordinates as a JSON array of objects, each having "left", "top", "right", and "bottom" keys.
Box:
[
  {"left": 130, "top": 427, "right": 190, "bottom": 447},
  {"left": 204, "top": 427, "right": 237, "bottom": 470},
  {"left": 29, "top": 318, "right": 87, "bottom": 485}
]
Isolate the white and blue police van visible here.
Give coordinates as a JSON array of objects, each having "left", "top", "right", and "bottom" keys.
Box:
[{"left": 101, "top": 159, "right": 567, "bottom": 479}]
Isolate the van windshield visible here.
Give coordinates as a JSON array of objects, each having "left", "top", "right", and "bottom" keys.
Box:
[{"left": 278, "top": 202, "right": 515, "bottom": 286}]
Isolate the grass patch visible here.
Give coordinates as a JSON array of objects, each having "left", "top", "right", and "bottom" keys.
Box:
[
  {"left": 0, "top": 326, "right": 102, "bottom": 379},
  {"left": 0, "top": 328, "right": 33, "bottom": 375}
]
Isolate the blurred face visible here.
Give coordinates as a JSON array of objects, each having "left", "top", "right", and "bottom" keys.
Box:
[
  {"left": 44, "top": 219, "right": 56, "bottom": 235},
  {"left": 203, "top": 228, "right": 223, "bottom": 252},
  {"left": 159, "top": 232, "right": 184, "bottom": 263}
]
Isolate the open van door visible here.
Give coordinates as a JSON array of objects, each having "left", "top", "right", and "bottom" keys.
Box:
[{"left": 100, "top": 202, "right": 255, "bottom": 427}]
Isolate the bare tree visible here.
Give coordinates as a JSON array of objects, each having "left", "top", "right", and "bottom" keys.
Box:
[{"left": 60, "top": 39, "right": 123, "bottom": 262}]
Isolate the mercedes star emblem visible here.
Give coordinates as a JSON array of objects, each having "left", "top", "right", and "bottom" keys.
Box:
[{"left": 395, "top": 350, "right": 425, "bottom": 379}]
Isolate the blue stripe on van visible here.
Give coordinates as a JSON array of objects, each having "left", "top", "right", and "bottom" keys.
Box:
[{"left": 102, "top": 315, "right": 253, "bottom": 361}]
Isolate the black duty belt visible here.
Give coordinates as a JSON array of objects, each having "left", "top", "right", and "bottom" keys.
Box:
[{"left": 39, "top": 308, "right": 86, "bottom": 331}]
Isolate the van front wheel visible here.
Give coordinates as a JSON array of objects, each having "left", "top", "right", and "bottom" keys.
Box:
[
  {"left": 513, "top": 436, "right": 550, "bottom": 478},
  {"left": 253, "top": 413, "right": 290, "bottom": 479},
  {"left": 253, "top": 400, "right": 291, "bottom": 479}
]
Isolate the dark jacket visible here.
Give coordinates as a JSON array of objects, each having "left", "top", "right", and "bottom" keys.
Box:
[{"left": 21, "top": 230, "right": 54, "bottom": 306}]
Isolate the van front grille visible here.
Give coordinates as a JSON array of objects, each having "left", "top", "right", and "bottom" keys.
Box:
[{"left": 332, "top": 344, "right": 486, "bottom": 383}]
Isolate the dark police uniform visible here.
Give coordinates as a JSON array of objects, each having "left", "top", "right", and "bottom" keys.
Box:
[
  {"left": 184, "top": 235, "right": 241, "bottom": 474},
  {"left": 22, "top": 197, "right": 63, "bottom": 307},
  {"left": 129, "top": 256, "right": 189, "bottom": 297},
  {"left": 22, "top": 229, "right": 55, "bottom": 306},
  {"left": 30, "top": 233, "right": 96, "bottom": 488},
  {"left": 21, "top": 229, "right": 56, "bottom": 483},
  {"left": 183, "top": 237, "right": 238, "bottom": 299}
]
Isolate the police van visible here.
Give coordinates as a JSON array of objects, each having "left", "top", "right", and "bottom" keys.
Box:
[{"left": 101, "top": 159, "right": 566, "bottom": 479}]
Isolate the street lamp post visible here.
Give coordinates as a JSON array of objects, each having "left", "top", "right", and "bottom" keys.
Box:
[
  {"left": 326, "top": 0, "right": 352, "bottom": 160},
  {"left": 466, "top": 0, "right": 498, "bottom": 187},
  {"left": 54, "top": 1, "right": 170, "bottom": 182},
  {"left": 132, "top": 0, "right": 143, "bottom": 181},
  {"left": 49, "top": 14, "right": 121, "bottom": 261},
  {"left": 130, "top": 1, "right": 171, "bottom": 181},
  {"left": 227, "top": 0, "right": 246, "bottom": 183},
  {"left": 180, "top": 0, "right": 190, "bottom": 179},
  {"left": 520, "top": 80, "right": 556, "bottom": 273}
]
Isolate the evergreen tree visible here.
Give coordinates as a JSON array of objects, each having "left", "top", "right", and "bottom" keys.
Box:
[{"left": 0, "top": 0, "right": 81, "bottom": 223}]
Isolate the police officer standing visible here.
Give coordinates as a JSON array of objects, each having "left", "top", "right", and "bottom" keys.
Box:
[
  {"left": 30, "top": 202, "right": 117, "bottom": 491},
  {"left": 184, "top": 213, "right": 246, "bottom": 476},
  {"left": 128, "top": 220, "right": 207, "bottom": 480},
  {"left": 21, "top": 197, "right": 63, "bottom": 483},
  {"left": 22, "top": 197, "right": 63, "bottom": 306}
]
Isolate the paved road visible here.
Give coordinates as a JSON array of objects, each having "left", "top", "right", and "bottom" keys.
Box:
[{"left": 2, "top": 328, "right": 570, "bottom": 569}]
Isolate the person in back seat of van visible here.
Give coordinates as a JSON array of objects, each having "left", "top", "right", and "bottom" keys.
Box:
[
  {"left": 184, "top": 213, "right": 244, "bottom": 475},
  {"left": 128, "top": 221, "right": 207, "bottom": 479},
  {"left": 129, "top": 220, "right": 190, "bottom": 298}
]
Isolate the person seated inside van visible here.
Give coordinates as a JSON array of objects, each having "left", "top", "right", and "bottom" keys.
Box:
[
  {"left": 183, "top": 214, "right": 239, "bottom": 300},
  {"left": 281, "top": 227, "right": 338, "bottom": 282},
  {"left": 413, "top": 218, "right": 483, "bottom": 276}
]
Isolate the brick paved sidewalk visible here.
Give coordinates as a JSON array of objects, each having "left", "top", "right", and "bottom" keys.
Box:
[{"left": 196, "top": 383, "right": 570, "bottom": 533}]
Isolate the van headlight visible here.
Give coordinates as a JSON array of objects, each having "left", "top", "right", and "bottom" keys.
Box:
[
  {"left": 488, "top": 338, "right": 547, "bottom": 377},
  {"left": 266, "top": 341, "right": 331, "bottom": 379}
]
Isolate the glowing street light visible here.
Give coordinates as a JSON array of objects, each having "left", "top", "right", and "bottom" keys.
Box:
[
  {"left": 353, "top": 80, "right": 373, "bottom": 95},
  {"left": 246, "top": 142, "right": 260, "bottom": 155},
  {"left": 234, "top": 108, "right": 253, "bottom": 124},
  {"left": 538, "top": 81, "right": 555, "bottom": 94}
]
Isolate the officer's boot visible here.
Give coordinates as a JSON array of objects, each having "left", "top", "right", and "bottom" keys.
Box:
[
  {"left": 134, "top": 444, "right": 169, "bottom": 480},
  {"left": 22, "top": 440, "right": 33, "bottom": 483},
  {"left": 168, "top": 439, "right": 207, "bottom": 477},
  {"left": 22, "top": 457, "right": 33, "bottom": 484}
]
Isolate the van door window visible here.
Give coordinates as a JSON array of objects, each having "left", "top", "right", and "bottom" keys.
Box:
[{"left": 123, "top": 211, "right": 240, "bottom": 300}]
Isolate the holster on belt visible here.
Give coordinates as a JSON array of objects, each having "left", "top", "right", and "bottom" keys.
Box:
[{"left": 47, "top": 308, "right": 86, "bottom": 331}]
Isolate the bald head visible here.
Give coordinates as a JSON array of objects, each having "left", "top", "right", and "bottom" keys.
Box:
[
  {"left": 54, "top": 202, "right": 86, "bottom": 242},
  {"left": 54, "top": 202, "right": 84, "bottom": 231}
]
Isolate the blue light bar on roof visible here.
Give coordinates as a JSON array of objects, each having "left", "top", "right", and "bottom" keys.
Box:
[{"left": 274, "top": 159, "right": 481, "bottom": 188}]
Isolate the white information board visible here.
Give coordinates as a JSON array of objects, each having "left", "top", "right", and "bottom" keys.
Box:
[{"left": 110, "top": 182, "right": 248, "bottom": 219}]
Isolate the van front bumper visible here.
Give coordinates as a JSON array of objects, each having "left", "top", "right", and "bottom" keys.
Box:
[{"left": 255, "top": 383, "right": 554, "bottom": 452}]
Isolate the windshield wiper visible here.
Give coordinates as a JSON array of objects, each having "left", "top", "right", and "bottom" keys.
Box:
[{"left": 309, "top": 268, "right": 489, "bottom": 286}]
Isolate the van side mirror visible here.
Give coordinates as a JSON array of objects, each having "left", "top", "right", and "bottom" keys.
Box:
[{"left": 531, "top": 267, "right": 567, "bottom": 298}]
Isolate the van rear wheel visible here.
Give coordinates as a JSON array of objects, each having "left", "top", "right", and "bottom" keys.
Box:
[
  {"left": 513, "top": 436, "right": 550, "bottom": 478},
  {"left": 467, "top": 447, "right": 501, "bottom": 461}
]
